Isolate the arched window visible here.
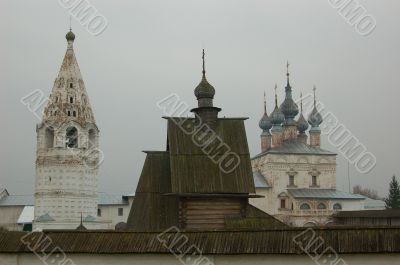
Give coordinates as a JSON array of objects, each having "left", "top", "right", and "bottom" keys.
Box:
[
  {"left": 73, "top": 111, "right": 76, "bottom": 117},
  {"left": 333, "top": 203, "right": 342, "bottom": 210},
  {"left": 88, "top": 129, "right": 96, "bottom": 149},
  {"left": 317, "top": 203, "right": 327, "bottom": 209},
  {"left": 66, "top": 127, "right": 78, "bottom": 148},
  {"left": 45, "top": 127, "right": 54, "bottom": 148},
  {"left": 70, "top": 96, "right": 74, "bottom": 103},
  {"left": 300, "top": 203, "right": 311, "bottom": 210},
  {"left": 67, "top": 111, "right": 71, "bottom": 116},
  {"left": 70, "top": 83, "right": 73, "bottom": 88}
]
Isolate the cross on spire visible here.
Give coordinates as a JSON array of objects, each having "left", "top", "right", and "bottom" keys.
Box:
[
  {"left": 202, "top": 49, "right": 206, "bottom": 76},
  {"left": 300, "top": 92, "right": 303, "bottom": 113},
  {"left": 286, "top": 61, "right": 290, "bottom": 86},
  {"left": 263, "top": 91, "right": 267, "bottom": 114},
  {"left": 313, "top": 85, "right": 317, "bottom": 107},
  {"left": 274, "top": 83, "right": 278, "bottom": 107},
  {"left": 69, "top": 15, "right": 72, "bottom": 31}
]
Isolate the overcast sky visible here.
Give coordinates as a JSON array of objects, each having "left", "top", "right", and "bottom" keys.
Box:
[{"left": 1, "top": 0, "right": 399, "bottom": 197}]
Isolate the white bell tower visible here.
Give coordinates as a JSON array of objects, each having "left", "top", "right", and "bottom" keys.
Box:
[{"left": 34, "top": 30, "right": 102, "bottom": 230}]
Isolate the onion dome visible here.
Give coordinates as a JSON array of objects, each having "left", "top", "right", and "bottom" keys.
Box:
[
  {"left": 259, "top": 92, "right": 272, "bottom": 132},
  {"left": 194, "top": 75, "right": 215, "bottom": 100},
  {"left": 280, "top": 62, "right": 299, "bottom": 123},
  {"left": 194, "top": 50, "right": 216, "bottom": 108},
  {"left": 308, "top": 86, "right": 323, "bottom": 128},
  {"left": 297, "top": 113, "right": 309, "bottom": 133},
  {"left": 270, "top": 85, "right": 285, "bottom": 125},
  {"left": 66, "top": 30, "right": 75, "bottom": 42},
  {"left": 297, "top": 93, "right": 309, "bottom": 133}
]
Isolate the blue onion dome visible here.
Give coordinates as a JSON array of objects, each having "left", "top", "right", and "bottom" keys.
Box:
[
  {"left": 270, "top": 105, "right": 285, "bottom": 125},
  {"left": 194, "top": 74, "right": 215, "bottom": 100},
  {"left": 308, "top": 106, "right": 323, "bottom": 127},
  {"left": 280, "top": 63, "right": 299, "bottom": 123},
  {"left": 297, "top": 113, "right": 309, "bottom": 133},
  {"left": 308, "top": 86, "right": 323, "bottom": 128},
  {"left": 280, "top": 83, "right": 299, "bottom": 122},
  {"left": 66, "top": 30, "right": 75, "bottom": 42},
  {"left": 259, "top": 113, "right": 272, "bottom": 131}
]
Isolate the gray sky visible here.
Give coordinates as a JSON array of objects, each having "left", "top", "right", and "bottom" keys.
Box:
[{"left": 1, "top": 0, "right": 399, "bottom": 197}]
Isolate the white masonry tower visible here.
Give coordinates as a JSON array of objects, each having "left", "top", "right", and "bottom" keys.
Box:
[{"left": 34, "top": 30, "right": 102, "bottom": 230}]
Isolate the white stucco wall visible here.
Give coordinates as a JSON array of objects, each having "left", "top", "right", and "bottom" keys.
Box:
[
  {"left": 97, "top": 197, "right": 134, "bottom": 228},
  {"left": 0, "top": 206, "right": 24, "bottom": 231}
]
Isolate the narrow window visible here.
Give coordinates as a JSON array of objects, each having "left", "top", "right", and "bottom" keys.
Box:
[
  {"left": 66, "top": 127, "right": 78, "bottom": 148},
  {"left": 97, "top": 208, "right": 101, "bottom": 217},
  {"left": 45, "top": 127, "right": 54, "bottom": 148},
  {"left": 289, "top": 175, "right": 294, "bottom": 186},
  {"left": 88, "top": 129, "right": 96, "bottom": 149},
  {"left": 118, "top": 208, "right": 123, "bottom": 216},
  {"left": 70, "top": 97, "right": 73, "bottom": 103},
  {"left": 70, "top": 83, "right": 73, "bottom": 88},
  {"left": 73, "top": 111, "right": 76, "bottom": 117},
  {"left": 312, "top": 176, "right": 317, "bottom": 186},
  {"left": 67, "top": 111, "right": 71, "bottom": 116},
  {"left": 280, "top": 199, "right": 286, "bottom": 209}
]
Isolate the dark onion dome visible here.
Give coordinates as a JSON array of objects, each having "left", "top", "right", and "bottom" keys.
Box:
[
  {"left": 280, "top": 84, "right": 299, "bottom": 121},
  {"left": 270, "top": 105, "right": 285, "bottom": 125},
  {"left": 66, "top": 30, "right": 75, "bottom": 42},
  {"left": 308, "top": 106, "right": 323, "bottom": 127},
  {"left": 308, "top": 86, "right": 323, "bottom": 128},
  {"left": 259, "top": 93, "right": 272, "bottom": 131},
  {"left": 280, "top": 63, "right": 299, "bottom": 123},
  {"left": 194, "top": 74, "right": 215, "bottom": 100},
  {"left": 259, "top": 113, "right": 272, "bottom": 131},
  {"left": 270, "top": 85, "right": 285, "bottom": 125},
  {"left": 297, "top": 113, "right": 309, "bottom": 133}
]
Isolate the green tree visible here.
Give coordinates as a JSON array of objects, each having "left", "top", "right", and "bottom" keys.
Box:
[{"left": 385, "top": 175, "right": 400, "bottom": 208}]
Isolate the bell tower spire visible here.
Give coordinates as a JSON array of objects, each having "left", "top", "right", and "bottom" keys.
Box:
[{"left": 34, "top": 30, "right": 101, "bottom": 230}]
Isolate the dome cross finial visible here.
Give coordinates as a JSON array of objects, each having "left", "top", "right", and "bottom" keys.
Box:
[
  {"left": 300, "top": 92, "right": 303, "bottom": 113},
  {"left": 313, "top": 85, "right": 317, "bottom": 107},
  {"left": 202, "top": 49, "right": 206, "bottom": 76},
  {"left": 263, "top": 91, "right": 267, "bottom": 114},
  {"left": 274, "top": 83, "right": 278, "bottom": 107},
  {"left": 286, "top": 61, "right": 290, "bottom": 86}
]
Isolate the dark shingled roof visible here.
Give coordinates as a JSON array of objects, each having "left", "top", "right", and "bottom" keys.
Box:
[
  {"left": 1, "top": 227, "right": 400, "bottom": 254},
  {"left": 126, "top": 117, "right": 285, "bottom": 231},
  {"left": 167, "top": 118, "right": 255, "bottom": 194},
  {"left": 253, "top": 140, "right": 336, "bottom": 159}
]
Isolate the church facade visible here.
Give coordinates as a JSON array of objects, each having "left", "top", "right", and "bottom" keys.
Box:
[
  {"left": 250, "top": 68, "right": 365, "bottom": 227},
  {"left": 34, "top": 30, "right": 105, "bottom": 230}
]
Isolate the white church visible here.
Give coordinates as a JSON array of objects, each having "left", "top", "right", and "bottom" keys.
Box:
[{"left": 250, "top": 70, "right": 366, "bottom": 227}]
